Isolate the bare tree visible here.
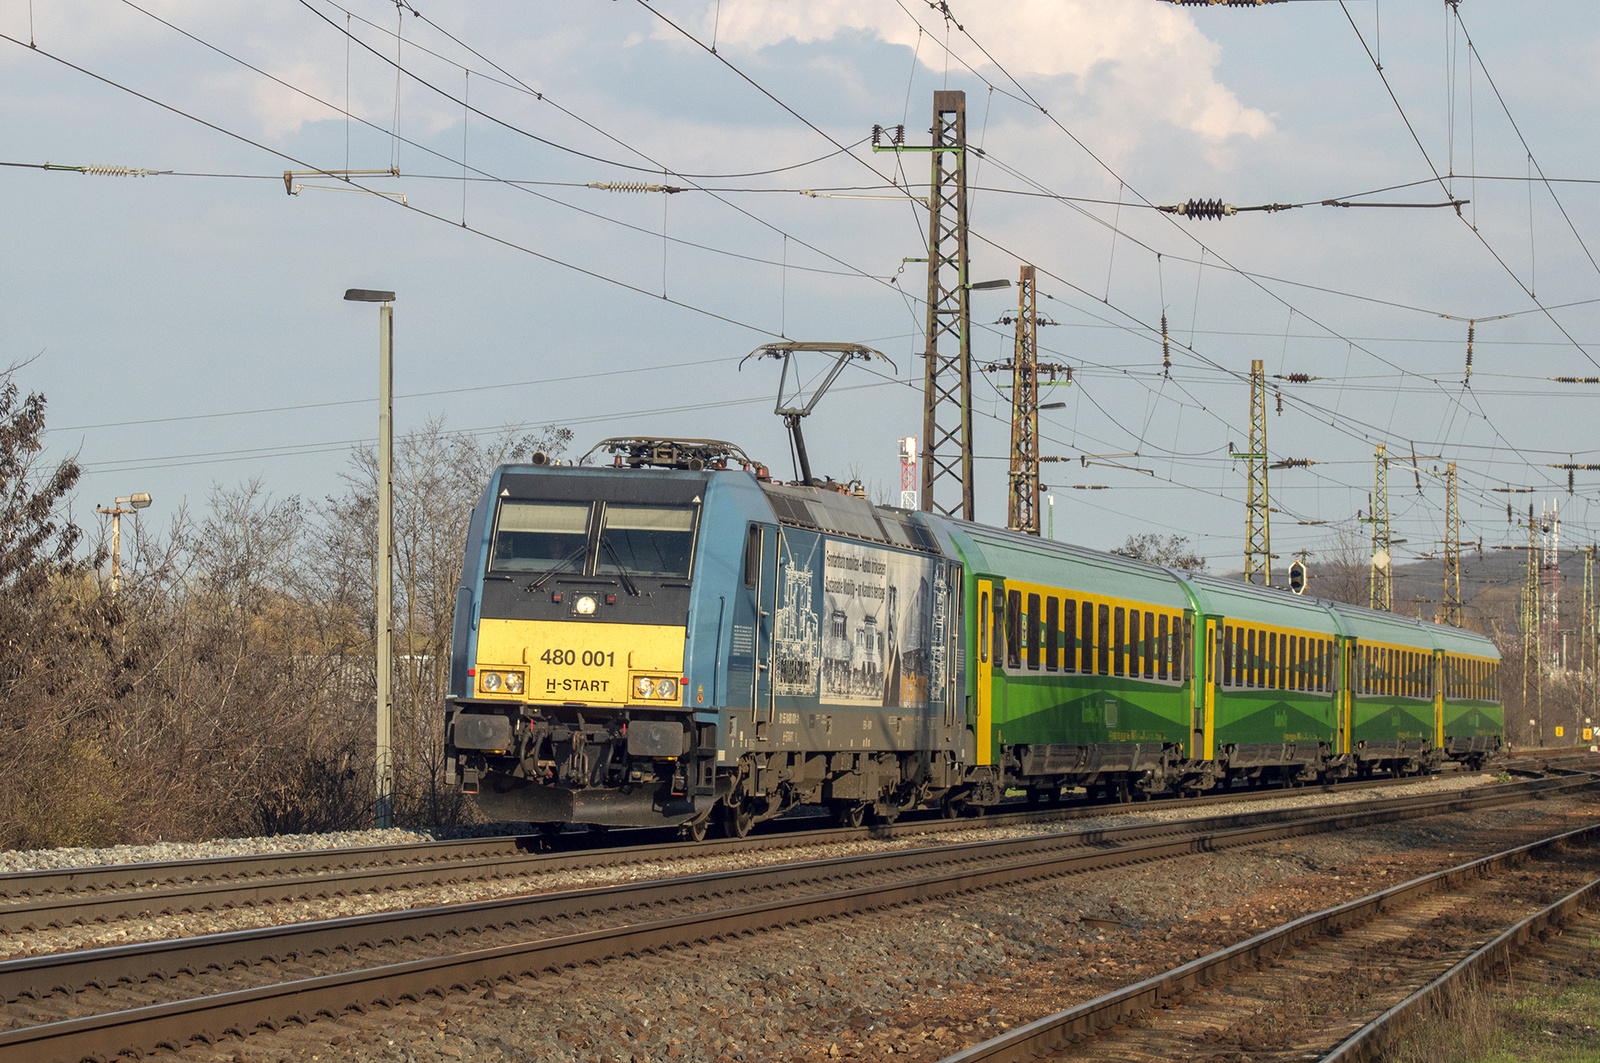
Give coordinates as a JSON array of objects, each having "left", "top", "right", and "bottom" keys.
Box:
[{"left": 1112, "top": 534, "right": 1208, "bottom": 573}]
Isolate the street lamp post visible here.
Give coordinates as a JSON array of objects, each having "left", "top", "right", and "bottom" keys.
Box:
[
  {"left": 346, "top": 288, "right": 397, "bottom": 829},
  {"left": 97, "top": 492, "right": 152, "bottom": 592}
]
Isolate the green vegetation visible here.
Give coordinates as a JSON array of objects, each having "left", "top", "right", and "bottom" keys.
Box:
[{"left": 1478, "top": 979, "right": 1600, "bottom": 1063}]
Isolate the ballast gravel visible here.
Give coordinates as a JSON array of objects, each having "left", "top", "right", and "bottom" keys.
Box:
[{"left": 162, "top": 780, "right": 1599, "bottom": 1063}]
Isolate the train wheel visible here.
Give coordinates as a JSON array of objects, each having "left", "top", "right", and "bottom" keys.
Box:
[
  {"left": 941, "top": 797, "right": 961, "bottom": 819},
  {"left": 835, "top": 803, "right": 866, "bottom": 828},
  {"left": 1114, "top": 779, "right": 1132, "bottom": 804},
  {"left": 720, "top": 800, "right": 754, "bottom": 839},
  {"left": 538, "top": 822, "right": 565, "bottom": 837},
  {"left": 681, "top": 817, "right": 710, "bottom": 843}
]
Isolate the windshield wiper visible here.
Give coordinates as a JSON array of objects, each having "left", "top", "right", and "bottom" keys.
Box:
[
  {"left": 599, "top": 537, "right": 641, "bottom": 597},
  {"left": 527, "top": 551, "right": 587, "bottom": 593}
]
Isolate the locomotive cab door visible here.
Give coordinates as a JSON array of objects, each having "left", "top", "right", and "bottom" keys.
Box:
[{"left": 749, "top": 524, "right": 779, "bottom": 724}]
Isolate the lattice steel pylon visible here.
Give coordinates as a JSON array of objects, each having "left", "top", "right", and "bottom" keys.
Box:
[
  {"left": 1444, "top": 461, "right": 1462, "bottom": 626},
  {"left": 1522, "top": 503, "right": 1540, "bottom": 727},
  {"left": 1007, "top": 265, "right": 1040, "bottom": 534},
  {"left": 1369, "top": 444, "right": 1392, "bottom": 611},
  {"left": 1241, "top": 359, "right": 1271, "bottom": 585},
  {"left": 1582, "top": 544, "right": 1595, "bottom": 726},
  {"left": 919, "top": 90, "right": 974, "bottom": 518}
]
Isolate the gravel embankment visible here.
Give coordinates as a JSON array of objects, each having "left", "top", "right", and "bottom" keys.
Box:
[{"left": 166, "top": 778, "right": 1597, "bottom": 1063}]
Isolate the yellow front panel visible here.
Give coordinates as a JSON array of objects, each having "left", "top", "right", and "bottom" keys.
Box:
[{"left": 476, "top": 619, "right": 685, "bottom": 705}]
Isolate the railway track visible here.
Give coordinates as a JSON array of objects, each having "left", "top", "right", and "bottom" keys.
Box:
[
  {"left": 0, "top": 766, "right": 1513, "bottom": 936},
  {"left": 933, "top": 811, "right": 1600, "bottom": 1062},
  {"left": 0, "top": 773, "right": 1592, "bottom": 1063}
]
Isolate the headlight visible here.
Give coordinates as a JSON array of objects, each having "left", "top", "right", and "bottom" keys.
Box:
[
  {"left": 575, "top": 595, "right": 597, "bottom": 615},
  {"left": 636, "top": 677, "right": 654, "bottom": 699},
  {"left": 481, "top": 671, "right": 502, "bottom": 692},
  {"left": 504, "top": 672, "right": 523, "bottom": 694},
  {"left": 655, "top": 678, "right": 678, "bottom": 699}
]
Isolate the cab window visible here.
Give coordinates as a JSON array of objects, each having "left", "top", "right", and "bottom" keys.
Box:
[
  {"left": 597, "top": 503, "right": 698, "bottom": 580},
  {"left": 489, "top": 500, "right": 591, "bottom": 573}
]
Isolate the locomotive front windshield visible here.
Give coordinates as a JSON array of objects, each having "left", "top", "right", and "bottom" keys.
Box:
[
  {"left": 489, "top": 500, "right": 591, "bottom": 573},
  {"left": 488, "top": 498, "right": 698, "bottom": 580},
  {"left": 597, "top": 504, "right": 696, "bottom": 580}
]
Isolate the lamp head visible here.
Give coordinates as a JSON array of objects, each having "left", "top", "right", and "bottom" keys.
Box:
[
  {"left": 116, "top": 493, "right": 152, "bottom": 509},
  {"left": 344, "top": 289, "right": 396, "bottom": 303}
]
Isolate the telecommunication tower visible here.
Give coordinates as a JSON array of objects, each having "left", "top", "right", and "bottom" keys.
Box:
[
  {"left": 899, "top": 437, "right": 917, "bottom": 510},
  {"left": 1238, "top": 359, "right": 1271, "bottom": 585}
]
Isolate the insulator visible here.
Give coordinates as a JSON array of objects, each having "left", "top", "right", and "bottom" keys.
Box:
[
  {"left": 871, "top": 125, "right": 882, "bottom": 147},
  {"left": 1508, "top": 503, "right": 1513, "bottom": 523},
  {"left": 1283, "top": 373, "right": 1310, "bottom": 383},
  {"left": 1176, "top": 198, "right": 1235, "bottom": 220},
  {"left": 84, "top": 164, "right": 152, "bottom": 177},
  {"left": 586, "top": 181, "right": 676, "bottom": 194},
  {"left": 1275, "top": 390, "right": 1282, "bottom": 416},
  {"left": 895, "top": 124, "right": 906, "bottom": 145},
  {"left": 1161, "top": 313, "right": 1171, "bottom": 374},
  {"left": 1570, "top": 469, "right": 1576, "bottom": 494},
  {"left": 1465, "top": 322, "right": 1474, "bottom": 384}
]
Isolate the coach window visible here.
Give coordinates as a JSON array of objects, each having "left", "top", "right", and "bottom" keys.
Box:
[
  {"left": 1064, "top": 599, "right": 1078, "bottom": 673},
  {"left": 1006, "top": 591, "right": 1022, "bottom": 671},
  {"left": 1045, "top": 597, "right": 1059, "bottom": 671},
  {"left": 1113, "top": 607, "right": 1127, "bottom": 676},
  {"left": 979, "top": 592, "right": 989, "bottom": 663},
  {"left": 1158, "top": 614, "right": 1171, "bottom": 681},
  {"left": 1098, "top": 605, "right": 1112, "bottom": 676},
  {"left": 1239, "top": 628, "right": 1252, "bottom": 687},
  {"left": 1082, "top": 602, "right": 1096, "bottom": 674},
  {"left": 1142, "top": 611, "right": 1155, "bottom": 678},
  {"left": 1268, "top": 632, "right": 1281, "bottom": 690},
  {"left": 1127, "top": 609, "right": 1140, "bottom": 678},
  {"left": 1298, "top": 637, "right": 1308, "bottom": 691},
  {"left": 1027, "top": 594, "right": 1042, "bottom": 671}
]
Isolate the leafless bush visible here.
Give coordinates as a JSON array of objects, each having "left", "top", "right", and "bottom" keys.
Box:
[{"left": 0, "top": 381, "right": 572, "bottom": 847}]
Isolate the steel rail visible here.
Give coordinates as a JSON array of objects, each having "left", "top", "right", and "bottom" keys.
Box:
[
  {"left": 0, "top": 777, "right": 1568, "bottom": 1003},
  {"left": 1319, "top": 860, "right": 1600, "bottom": 1061},
  {"left": 0, "top": 776, "right": 1592, "bottom": 1063},
  {"left": 0, "top": 835, "right": 530, "bottom": 900},
  {"left": 0, "top": 769, "right": 1492, "bottom": 933},
  {"left": 932, "top": 819, "right": 1600, "bottom": 1063}
]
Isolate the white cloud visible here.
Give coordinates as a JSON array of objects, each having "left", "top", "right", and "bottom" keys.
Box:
[{"left": 696, "top": 0, "right": 1271, "bottom": 142}]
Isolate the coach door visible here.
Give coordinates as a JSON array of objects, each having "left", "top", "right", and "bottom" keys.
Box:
[
  {"left": 975, "top": 579, "right": 998, "bottom": 766},
  {"left": 1339, "top": 638, "right": 1356, "bottom": 755},
  {"left": 1432, "top": 649, "right": 1445, "bottom": 748},
  {"left": 750, "top": 524, "right": 779, "bottom": 724},
  {"left": 1200, "top": 618, "right": 1216, "bottom": 760}
]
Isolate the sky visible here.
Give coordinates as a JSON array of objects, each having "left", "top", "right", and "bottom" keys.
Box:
[{"left": 3, "top": 0, "right": 1599, "bottom": 586}]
